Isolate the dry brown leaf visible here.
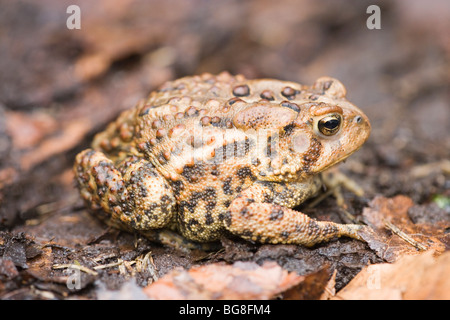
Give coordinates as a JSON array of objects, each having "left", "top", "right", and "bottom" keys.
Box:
[
  {"left": 282, "top": 267, "right": 330, "bottom": 300},
  {"left": 20, "top": 118, "right": 91, "bottom": 170},
  {"left": 143, "top": 261, "right": 305, "bottom": 300},
  {"left": 334, "top": 250, "right": 450, "bottom": 300},
  {"left": 5, "top": 111, "right": 58, "bottom": 150},
  {"left": 26, "top": 247, "right": 60, "bottom": 282},
  {"left": 320, "top": 269, "right": 337, "bottom": 300},
  {"left": 360, "top": 195, "right": 449, "bottom": 262}
]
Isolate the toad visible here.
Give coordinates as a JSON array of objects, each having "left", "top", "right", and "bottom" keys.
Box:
[{"left": 74, "top": 72, "right": 371, "bottom": 249}]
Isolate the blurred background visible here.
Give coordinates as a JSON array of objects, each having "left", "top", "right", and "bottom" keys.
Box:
[
  {"left": 0, "top": 0, "right": 449, "bottom": 300},
  {"left": 0, "top": 0, "right": 449, "bottom": 237}
]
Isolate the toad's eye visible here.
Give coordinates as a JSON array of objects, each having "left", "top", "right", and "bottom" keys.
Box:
[{"left": 317, "top": 114, "right": 342, "bottom": 136}]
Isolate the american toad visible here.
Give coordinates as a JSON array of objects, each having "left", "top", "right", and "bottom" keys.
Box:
[{"left": 74, "top": 72, "right": 371, "bottom": 249}]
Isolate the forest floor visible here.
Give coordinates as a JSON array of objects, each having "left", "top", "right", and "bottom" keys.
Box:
[{"left": 0, "top": 0, "right": 449, "bottom": 300}]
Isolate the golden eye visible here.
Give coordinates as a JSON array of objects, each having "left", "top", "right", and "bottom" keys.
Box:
[{"left": 318, "top": 114, "right": 342, "bottom": 136}]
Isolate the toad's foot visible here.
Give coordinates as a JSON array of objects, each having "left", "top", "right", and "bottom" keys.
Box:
[{"left": 319, "top": 168, "right": 365, "bottom": 207}]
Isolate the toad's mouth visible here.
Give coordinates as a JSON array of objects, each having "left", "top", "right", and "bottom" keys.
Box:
[{"left": 279, "top": 146, "right": 362, "bottom": 181}]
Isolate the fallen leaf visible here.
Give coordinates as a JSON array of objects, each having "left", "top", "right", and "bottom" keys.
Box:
[
  {"left": 143, "top": 261, "right": 305, "bottom": 300},
  {"left": 26, "top": 247, "right": 57, "bottom": 282},
  {"left": 361, "top": 195, "right": 449, "bottom": 262},
  {"left": 20, "top": 118, "right": 91, "bottom": 170},
  {"left": 0, "top": 258, "right": 19, "bottom": 279},
  {"left": 320, "top": 269, "right": 337, "bottom": 300},
  {"left": 3, "top": 233, "right": 29, "bottom": 269},
  {"left": 282, "top": 267, "right": 330, "bottom": 300},
  {"left": 334, "top": 250, "right": 450, "bottom": 300},
  {"left": 5, "top": 111, "right": 58, "bottom": 150}
]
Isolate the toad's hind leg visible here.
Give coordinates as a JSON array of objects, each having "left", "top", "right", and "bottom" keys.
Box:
[
  {"left": 225, "top": 183, "right": 366, "bottom": 246},
  {"left": 74, "top": 149, "right": 220, "bottom": 251},
  {"left": 74, "top": 149, "right": 176, "bottom": 232}
]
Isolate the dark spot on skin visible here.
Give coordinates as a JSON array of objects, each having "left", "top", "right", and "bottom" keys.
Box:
[
  {"left": 180, "top": 199, "right": 195, "bottom": 214},
  {"left": 181, "top": 163, "right": 205, "bottom": 183},
  {"left": 232, "top": 84, "right": 250, "bottom": 97},
  {"left": 283, "top": 123, "right": 296, "bottom": 135},
  {"left": 269, "top": 206, "right": 284, "bottom": 220},
  {"left": 205, "top": 213, "right": 214, "bottom": 225},
  {"left": 281, "top": 231, "right": 290, "bottom": 239},
  {"left": 144, "top": 206, "right": 158, "bottom": 221},
  {"left": 236, "top": 166, "right": 256, "bottom": 181},
  {"left": 187, "top": 218, "right": 199, "bottom": 231},
  {"left": 281, "top": 87, "right": 297, "bottom": 100},
  {"left": 222, "top": 177, "right": 233, "bottom": 195},
  {"left": 240, "top": 207, "right": 249, "bottom": 217},
  {"left": 206, "top": 200, "right": 216, "bottom": 212},
  {"left": 306, "top": 220, "right": 320, "bottom": 236},
  {"left": 139, "top": 105, "right": 156, "bottom": 117},
  {"left": 281, "top": 101, "right": 300, "bottom": 113},
  {"left": 204, "top": 187, "right": 216, "bottom": 199},
  {"left": 263, "top": 192, "right": 273, "bottom": 203},
  {"left": 224, "top": 211, "right": 232, "bottom": 227},
  {"left": 228, "top": 97, "right": 243, "bottom": 105},
  {"left": 171, "top": 180, "right": 184, "bottom": 194},
  {"left": 260, "top": 90, "right": 275, "bottom": 101},
  {"left": 160, "top": 195, "right": 172, "bottom": 215},
  {"left": 223, "top": 200, "right": 231, "bottom": 208},
  {"left": 180, "top": 187, "right": 217, "bottom": 217},
  {"left": 324, "top": 224, "right": 338, "bottom": 236}
]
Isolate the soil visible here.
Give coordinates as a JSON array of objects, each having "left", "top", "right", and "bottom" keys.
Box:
[{"left": 0, "top": 0, "right": 449, "bottom": 300}]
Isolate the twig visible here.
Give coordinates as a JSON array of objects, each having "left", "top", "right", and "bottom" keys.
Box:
[
  {"left": 383, "top": 219, "right": 427, "bottom": 251},
  {"left": 93, "top": 260, "right": 124, "bottom": 270},
  {"left": 52, "top": 263, "right": 98, "bottom": 276}
]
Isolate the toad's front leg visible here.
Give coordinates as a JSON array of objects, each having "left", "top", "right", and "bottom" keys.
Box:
[{"left": 225, "top": 182, "right": 366, "bottom": 246}]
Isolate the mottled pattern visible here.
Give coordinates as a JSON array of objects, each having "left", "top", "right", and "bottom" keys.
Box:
[{"left": 74, "top": 72, "right": 371, "bottom": 247}]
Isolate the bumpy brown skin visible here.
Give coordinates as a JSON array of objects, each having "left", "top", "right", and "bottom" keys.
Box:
[{"left": 74, "top": 72, "right": 371, "bottom": 248}]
